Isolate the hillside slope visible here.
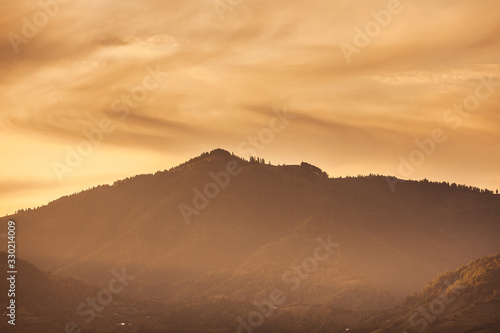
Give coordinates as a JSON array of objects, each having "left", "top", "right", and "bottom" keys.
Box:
[
  {"left": 0, "top": 252, "right": 157, "bottom": 333},
  {"left": 1, "top": 149, "right": 499, "bottom": 309},
  {"left": 359, "top": 254, "right": 500, "bottom": 333}
]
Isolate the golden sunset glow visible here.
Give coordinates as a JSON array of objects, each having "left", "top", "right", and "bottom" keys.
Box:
[{"left": 1, "top": 0, "right": 499, "bottom": 216}]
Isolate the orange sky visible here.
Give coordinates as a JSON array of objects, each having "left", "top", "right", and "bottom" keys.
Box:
[{"left": 1, "top": 0, "right": 499, "bottom": 216}]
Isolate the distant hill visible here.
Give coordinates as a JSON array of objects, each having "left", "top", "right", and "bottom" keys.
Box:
[
  {"left": 0, "top": 252, "right": 362, "bottom": 332},
  {"left": 359, "top": 254, "right": 500, "bottom": 333},
  {"left": 1, "top": 148, "right": 499, "bottom": 312},
  {"left": 0, "top": 251, "right": 498, "bottom": 332},
  {"left": 0, "top": 252, "right": 151, "bottom": 333},
  {"left": 236, "top": 254, "right": 500, "bottom": 333}
]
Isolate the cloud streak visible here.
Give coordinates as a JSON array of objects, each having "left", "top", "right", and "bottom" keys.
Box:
[{"left": 0, "top": 0, "right": 499, "bottom": 215}]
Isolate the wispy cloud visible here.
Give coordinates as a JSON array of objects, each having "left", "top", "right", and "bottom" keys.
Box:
[{"left": 0, "top": 0, "right": 499, "bottom": 215}]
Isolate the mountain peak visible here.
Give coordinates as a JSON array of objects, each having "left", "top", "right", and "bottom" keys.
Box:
[
  {"left": 207, "top": 148, "right": 232, "bottom": 157},
  {"left": 193, "top": 148, "right": 238, "bottom": 164}
]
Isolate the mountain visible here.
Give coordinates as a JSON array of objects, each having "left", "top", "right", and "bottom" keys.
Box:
[
  {"left": 4, "top": 253, "right": 498, "bottom": 333},
  {"left": 359, "top": 254, "right": 500, "bottom": 333},
  {"left": 1, "top": 148, "right": 499, "bottom": 312},
  {"left": 0, "top": 252, "right": 369, "bottom": 332},
  {"left": 231, "top": 254, "right": 500, "bottom": 333},
  {"left": 0, "top": 252, "right": 160, "bottom": 333}
]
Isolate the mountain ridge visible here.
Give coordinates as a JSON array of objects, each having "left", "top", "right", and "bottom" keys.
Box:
[
  {"left": 1, "top": 149, "right": 499, "bottom": 311},
  {"left": 10, "top": 148, "right": 496, "bottom": 216}
]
